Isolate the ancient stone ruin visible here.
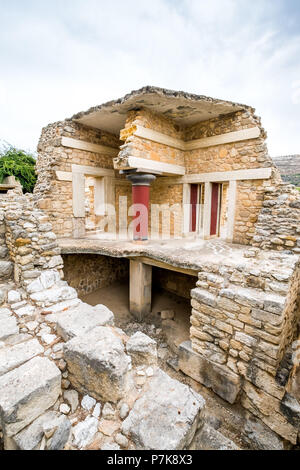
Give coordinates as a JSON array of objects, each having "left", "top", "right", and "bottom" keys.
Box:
[{"left": 0, "top": 86, "right": 300, "bottom": 450}]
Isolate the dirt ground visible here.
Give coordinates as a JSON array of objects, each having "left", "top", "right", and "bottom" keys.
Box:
[{"left": 82, "top": 281, "right": 250, "bottom": 449}]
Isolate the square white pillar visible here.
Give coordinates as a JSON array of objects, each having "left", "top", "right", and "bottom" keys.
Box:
[
  {"left": 226, "top": 180, "right": 237, "bottom": 242},
  {"left": 203, "top": 182, "right": 212, "bottom": 239},
  {"left": 182, "top": 183, "right": 191, "bottom": 236}
]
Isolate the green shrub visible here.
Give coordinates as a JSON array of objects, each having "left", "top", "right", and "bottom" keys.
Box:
[{"left": 0, "top": 144, "right": 37, "bottom": 193}]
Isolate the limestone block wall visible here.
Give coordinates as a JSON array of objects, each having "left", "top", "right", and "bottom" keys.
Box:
[
  {"left": 35, "top": 120, "right": 120, "bottom": 237},
  {"left": 252, "top": 182, "right": 300, "bottom": 254},
  {"left": 62, "top": 254, "right": 129, "bottom": 296},
  {"left": 189, "top": 250, "right": 300, "bottom": 443}
]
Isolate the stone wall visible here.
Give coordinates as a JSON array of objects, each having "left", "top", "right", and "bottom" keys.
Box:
[
  {"left": 35, "top": 120, "right": 119, "bottom": 238},
  {"left": 0, "top": 209, "right": 13, "bottom": 282},
  {"left": 234, "top": 179, "right": 266, "bottom": 245},
  {"left": 116, "top": 107, "right": 279, "bottom": 243},
  {"left": 183, "top": 110, "right": 273, "bottom": 171},
  {"left": 150, "top": 182, "right": 183, "bottom": 238},
  {"left": 153, "top": 267, "right": 196, "bottom": 300},
  {"left": 36, "top": 104, "right": 284, "bottom": 244},
  {"left": 188, "top": 249, "right": 300, "bottom": 443},
  {"left": 182, "top": 110, "right": 280, "bottom": 244},
  {"left": 252, "top": 182, "right": 300, "bottom": 254},
  {"left": 0, "top": 189, "right": 64, "bottom": 288},
  {"left": 118, "top": 109, "right": 185, "bottom": 238},
  {"left": 62, "top": 254, "right": 129, "bottom": 297},
  {"left": 119, "top": 108, "right": 185, "bottom": 166}
]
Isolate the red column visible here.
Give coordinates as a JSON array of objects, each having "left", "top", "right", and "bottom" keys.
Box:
[{"left": 127, "top": 174, "right": 156, "bottom": 241}]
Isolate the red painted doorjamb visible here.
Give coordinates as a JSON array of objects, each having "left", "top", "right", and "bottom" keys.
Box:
[{"left": 190, "top": 184, "right": 198, "bottom": 232}]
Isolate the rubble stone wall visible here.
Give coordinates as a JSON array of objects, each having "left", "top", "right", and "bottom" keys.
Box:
[
  {"left": 189, "top": 249, "right": 300, "bottom": 443},
  {"left": 0, "top": 189, "right": 64, "bottom": 288},
  {"left": 0, "top": 208, "right": 13, "bottom": 282},
  {"left": 62, "top": 254, "right": 129, "bottom": 297},
  {"left": 252, "top": 183, "right": 300, "bottom": 255},
  {"left": 234, "top": 179, "right": 266, "bottom": 245}
]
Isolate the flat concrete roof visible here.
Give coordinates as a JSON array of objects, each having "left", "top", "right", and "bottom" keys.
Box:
[
  {"left": 58, "top": 237, "right": 297, "bottom": 276},
  {"left": 71, "top": 86, "right": 252, "bottom": 135}
]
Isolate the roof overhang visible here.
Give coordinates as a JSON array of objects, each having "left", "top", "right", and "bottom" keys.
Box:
[{"left": 71, "top": 86, "right": 252, "bottom": 135}]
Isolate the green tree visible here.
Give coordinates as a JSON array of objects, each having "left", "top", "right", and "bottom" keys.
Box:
[{"left": 0, "top": 143, "right": 37, "bottom": 193}]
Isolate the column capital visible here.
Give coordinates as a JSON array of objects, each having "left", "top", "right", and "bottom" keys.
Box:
[{"left": 126, "top": 173, "right": 156, "bottom": 186}]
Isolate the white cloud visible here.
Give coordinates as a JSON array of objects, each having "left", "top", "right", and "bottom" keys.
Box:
[
  {"left": 0, "top": 0, "right": 299, "bottom": 155},
  {"left": 292, "top": 80, "right": 300, "bottom": 104}
]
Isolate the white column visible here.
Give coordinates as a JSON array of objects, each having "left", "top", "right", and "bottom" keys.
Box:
[
  {"left": 94, "top": 177, "right": 105, "bottom": 216},
  {"left": 203, "top": 182, "right": 212, "bottom": 239},
  {"left": 72, "top": 173, "right": 86, "bottom": 238},
  {"left": 130, "top": 260, "right": 152, "bottom": 321},
  {"left": 182, "top": 183, "right": 191, "bottom": 236},
  {"left": 72, "top": 173, "right": 85, "bottom": 218},
  {"left": 226, "top": 180, "right": 237, "bottom": 242}
]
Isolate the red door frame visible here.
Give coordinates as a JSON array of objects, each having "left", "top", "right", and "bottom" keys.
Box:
[{"left": 190, "top": 184, "right": 198, "bottom": 232}]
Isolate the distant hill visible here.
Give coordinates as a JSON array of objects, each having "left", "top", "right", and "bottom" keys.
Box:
[{"left": 272, "top": 155, "right": 300, "bottom": 187}]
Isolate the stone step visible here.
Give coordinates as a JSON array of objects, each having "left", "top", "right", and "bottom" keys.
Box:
[
  {"left": 190, "top": 424, "right": 239, "bottom": 450},
  {"left": 56, "top": 302, "right": 114, "bottom": 341},
  {"left": 9, "top": 411, "right": 71, "bottom": 450},
  {"left": 43, "top": 298, "right": 81, "bottom": 316},
  {"left": 121, "top": 368, "right": 205, "bottom": 450},
  {"left": 64, "top": 326, "right": 130, "bottom": 403},
  {"left": 0, "top": 311, "right": 19, "bottom": 341},
  {"left": 0, "top": 356, "right": 61, "bottom": 439},
  {"left": 2, "top": 333, "right": 32, "bottom": 348},
  {"left": 0, "top": 338, "right": 44, "bottom": 377},
  {"left": 30, "top": 283, "right": 77, "bottom": 307}
]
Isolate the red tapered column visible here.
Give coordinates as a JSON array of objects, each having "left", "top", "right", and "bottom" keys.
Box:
[{"left": 127, "top": 174, "right": 156, "bottom": 241}]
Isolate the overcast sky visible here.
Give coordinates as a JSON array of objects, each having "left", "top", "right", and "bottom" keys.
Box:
[{"left": 0, "top": 0, "right": 299, "bottom": 156}]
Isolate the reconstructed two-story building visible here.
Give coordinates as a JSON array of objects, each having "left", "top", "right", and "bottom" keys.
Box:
[{"left": 34, "top": 87, "right": 300, "bottom": 446}]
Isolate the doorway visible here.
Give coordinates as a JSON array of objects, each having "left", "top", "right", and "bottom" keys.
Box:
[
  {"left": 210, "top": 182, "right": 229, "bottom": 238},
  {"left": 189, "top": 183, "right": 205, "bottom": 235}
]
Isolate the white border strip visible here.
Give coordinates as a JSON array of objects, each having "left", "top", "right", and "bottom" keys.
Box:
[
  {"left": 61, "top": 136, "right": 119, "bottom": 157},
  {"left": 134, "top": 125, "right": 261, "bottom": 151}
]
